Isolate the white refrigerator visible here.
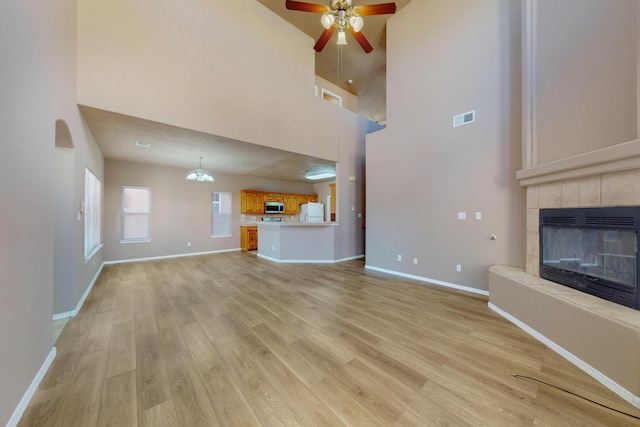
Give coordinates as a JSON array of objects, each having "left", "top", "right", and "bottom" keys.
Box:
[{"left": 299, "top": 202, "right": 324, "bottom": 222}]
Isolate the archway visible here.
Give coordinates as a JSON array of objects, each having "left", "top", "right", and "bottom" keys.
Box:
[{"left": 53, "top": 120, "right": 75, "bottom": 325}]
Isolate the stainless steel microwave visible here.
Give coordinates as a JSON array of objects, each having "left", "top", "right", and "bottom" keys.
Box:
[{"left": 264, "top": 202, "right": 284, "bottom": 213}]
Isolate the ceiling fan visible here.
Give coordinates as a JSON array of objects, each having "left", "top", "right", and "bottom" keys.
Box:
[{"left": 285, "top": 0, "right": 396, "bottom": 53}]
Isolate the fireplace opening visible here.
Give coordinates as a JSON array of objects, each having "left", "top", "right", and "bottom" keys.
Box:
[{"left": 539, "top": 206, "right": 639, "bottom": 310}]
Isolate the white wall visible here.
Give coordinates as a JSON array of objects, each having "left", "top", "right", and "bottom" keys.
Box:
[
  {"left": 103, "top": 159, "right": 317, "bottom": 262},
  {"left": 77, "top": 0, "right": 341, "bottom": 162},
  {"left": 366, "top": 0, "right": 525, "bottom": 292},
  {"left": 0, "top": 0, "right": 103, "bottom": 424},
  {"left": 527, "top": 0, "right": 638, "bottom": 166},
  {"left": 334, "top": 109, "right": 381, "bottom": 260}
]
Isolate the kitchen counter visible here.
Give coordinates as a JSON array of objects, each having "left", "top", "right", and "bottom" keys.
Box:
[
  {"left": 253, "top": 221, "right": 338, "bottom": 227},
  {"left": 255, "top": 221, "right": 338, "bottom": 262}
]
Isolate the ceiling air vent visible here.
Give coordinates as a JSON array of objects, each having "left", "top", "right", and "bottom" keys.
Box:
[{"left": 453, "top": 110, "right": 475, "bottom": 128}]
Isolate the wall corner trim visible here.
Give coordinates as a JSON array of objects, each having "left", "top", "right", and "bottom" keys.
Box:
[
  {"left": 363, "top": 265, "right": 489, "bottom": 296},
  {"left": 488, "top": 302, "right": 640, "bottom": 410},
  {"left": 53, "top": 262, "right": 105, "bottom": 320},
  {"left": 7, "top": 347, "right": 57, "bottom": 427},
  {"left": 103, "top": 248, "right": 241, "bottom": 265}
]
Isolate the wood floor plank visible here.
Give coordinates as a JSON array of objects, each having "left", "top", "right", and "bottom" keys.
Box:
[
  {"left": 214, "top": 335, "right": 303, "bottom": 426},
  {"left": 54, "top": 349, "right": 108, "bottom": 427},
  {"left": 82, "top": 310, "right": 115, "bottom": 354},
  {"left": 17, "top": 395, "right": 64, "bottom": 427},
  {"left": 311, "top": 376, "right": 383, "bottom": 426},
  {"left": 113, "top": 291, "right": 135, "bottom": 325},
  {"left": 138, "top": 400, "right": 178, "bottom": 427},
  {"left": 182, "top": 322, "right": 263, "bottom": 426},
  {"left": 135, "top": 333, "right": 172, "bottom": 414},
  {"left": 190, "top": 303, "right": 229, "bottom": 342},
  {"left": 155, "top": 313, "right": 190, "bottom": 359},
  {"left": 96, "top": 370, "right": 137, "bottom": 427},
  {"left": 105, "top": 320, "right": 136, "bottom": 379},
  {"left": 251, "top": 323, "right": 327, "bottom": 388},
  {"left": 19, "top": 253, "right": 640, "bottom": 427},
  {"left": 258, "top": 352, "right": 348, "bottom": 427},
  {"left": 164, "top": 351, "right": 221, "bottom": 426}
]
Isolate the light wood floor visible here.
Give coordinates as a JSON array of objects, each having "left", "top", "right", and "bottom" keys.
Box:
[{"left": 20, "top": 252, "right": 640, "bottom": 426}]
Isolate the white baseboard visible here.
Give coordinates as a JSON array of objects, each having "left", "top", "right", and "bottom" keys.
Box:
[
  {"left": 256, "top": 254, "right": 364, "bottom": 264},
  {"left": 7, "top": 347, "right": 57, "bottom": 427},
  {"left": 52, "top": 310, "right": 74, "bottom": 321},
  {"left": 335, "top": 254, "right": 365, "bottom": 263},
  {"left": 103, "top": 248, "right": 240, "bottom": 265},
  {"left": 488, "top": 302, "right": 640, "bottom": 409},
  {"left": 52, "top": 261, "right": 104, "bottom": 320},
  {"left": 364, "top": 264, "right": 489, "bottom": 296}
]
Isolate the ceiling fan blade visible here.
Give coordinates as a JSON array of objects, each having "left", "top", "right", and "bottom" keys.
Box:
[
  {"left": 314, "top": 26, "right": 337, "bottom": 52},
  {"left": 348, "top": 27, "right": 373, "bottom": 53},
  {"left": 354, "top": 2, "right": 397, "bottom": 16},
  {"left": 285, "top": 0, "right": 329, "bottom": 14}
]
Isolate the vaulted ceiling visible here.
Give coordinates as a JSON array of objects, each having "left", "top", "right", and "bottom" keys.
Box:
[
  {"left": 258, "top": 0, "right": 412, "bottom": 124},
  {"left": 85, "top": 1, "right": 410, "bottom": 182}
]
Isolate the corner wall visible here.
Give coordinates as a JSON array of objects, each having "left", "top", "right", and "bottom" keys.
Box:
[
  {"left": 0, "top": 0, "right": 104, "bottom": 424},
  {"left": 365, "top": 0, "right": 525, "bottom": 292}
]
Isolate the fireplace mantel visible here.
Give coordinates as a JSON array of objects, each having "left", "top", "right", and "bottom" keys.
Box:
[{"left": 517, "top": 138, "right": 640, "bottom": 187}]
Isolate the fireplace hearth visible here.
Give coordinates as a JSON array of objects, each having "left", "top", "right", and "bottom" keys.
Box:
[{"left": 540, "top": 206, "right": 639, "bottom": 310}]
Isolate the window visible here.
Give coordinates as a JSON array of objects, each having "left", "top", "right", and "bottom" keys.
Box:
[
  {"left": 212, "top": 192, "right": 231, "bottom": 237},
  {"left": 121, "top": 187, "right": 151, "bottom": 242},
  {"left": 84, "top": 168, "right": 101, "bottom": 259}
]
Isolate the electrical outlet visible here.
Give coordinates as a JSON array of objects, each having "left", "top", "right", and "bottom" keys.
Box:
[
  {"left": 413, "top": 258, "right": 418, "bottom": 265},
  {"left": 456, "top": 264, "right": 462, "bottom": 272},
  {"left": 397, "top": 254, "right": 402, "bottom": 262},
  {"left": 458, "top": 212, "right": 466, "bottom": 220},
  {"left": 475, "top": 211, "right": 482, "bottom": 220}
]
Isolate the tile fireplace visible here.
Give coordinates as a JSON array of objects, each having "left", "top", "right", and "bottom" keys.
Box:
[{"left": 540, "top": 206, "right": 639, "bottom": 310}]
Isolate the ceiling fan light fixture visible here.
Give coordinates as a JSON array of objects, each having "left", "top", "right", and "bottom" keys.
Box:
[
  {"left": 349, "top": 15, "right": 364, "bottom": 32},
  {"left": 336, "top": 29, "right": 347, "bottom": 45},
  {"left": 186, "top": 157, "right": 214, "bottom": 182},
  {"left": 320, "top": 13, "right": 335, "bottom": 29}
]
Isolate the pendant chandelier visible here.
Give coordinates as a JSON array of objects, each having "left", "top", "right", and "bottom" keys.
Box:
[{"left": 186, "top": 156, "right": 214, "bottom": 182}]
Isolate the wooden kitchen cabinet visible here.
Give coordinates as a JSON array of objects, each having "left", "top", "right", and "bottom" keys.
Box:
[
  {"left": 263, "top": 192, "right": 283, "bottom": 202},
  {"left": 240, "top": 190, "right": 318, "bottom": 214},
  {"left": 329, "top": 183, "right": 336, "bottom": 221},
  {"left": 296, "top": 194, "right": 318, "bottom": 206},
  {"left": 283, "top": 194, "right": 298, "bottom": 214},
  {"left": 240, "top": 190, "right": 264, "bottom": 214},
  {"left": 240, "top": 226, "right": 258, "bottom": 251}
]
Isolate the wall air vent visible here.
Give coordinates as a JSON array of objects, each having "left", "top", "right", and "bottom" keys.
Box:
[{"left": 453, "top": 110, "right": 475, "bottom": 128}]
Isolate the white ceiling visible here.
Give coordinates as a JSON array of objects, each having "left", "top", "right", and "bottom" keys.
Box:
[
  {"left": 81, "top": 106, "right": 336, "bottom": 183},
  {"left": 84, "top": 1, "right": 409, "bottom": 183}
]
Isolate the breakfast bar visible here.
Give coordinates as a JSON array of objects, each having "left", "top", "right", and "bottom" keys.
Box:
[{"left": 256, "top": 221, "right": 338, "bottom": 263}]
